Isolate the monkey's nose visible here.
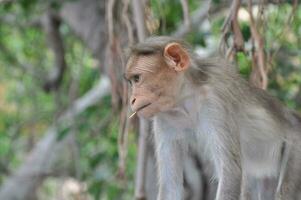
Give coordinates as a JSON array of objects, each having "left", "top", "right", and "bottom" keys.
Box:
[{"left": 131, "top": 98, "right": 136, "bottom": 105}]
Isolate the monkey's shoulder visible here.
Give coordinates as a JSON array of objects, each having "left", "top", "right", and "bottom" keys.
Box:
[{"left": 247, "top": 86, "right": 301, "bottom": 129}]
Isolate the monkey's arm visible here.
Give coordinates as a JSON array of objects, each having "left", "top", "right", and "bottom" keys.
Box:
[
  {"left": 155, "top": 138, "right": 184, "bottom": 200},
  {"left": 215, "top": 158, "right": 242, "bottom": 200},
  {"left": 203, "top": 119, "right": 242, "bottom": 200},
  {"left": 153, "top": 118, "right": 185, "bottom": 200}
]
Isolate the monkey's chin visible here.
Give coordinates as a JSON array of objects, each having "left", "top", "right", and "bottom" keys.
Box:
[
  {"left": 137, "top": 109, "right": 156, "bottom": 119},
  {"left": 136, "top": 105, "right": 158, "bottom": 119},
  {"left": 138, "top": 103, "right": 177, "bottom": 118}
]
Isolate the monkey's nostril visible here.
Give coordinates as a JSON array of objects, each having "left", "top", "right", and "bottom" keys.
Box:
[{"left": 131, "top": 98, "right": 136, "bottom": 105}]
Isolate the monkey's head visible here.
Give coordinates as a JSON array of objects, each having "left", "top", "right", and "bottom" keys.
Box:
[{"left": 125, "top": 37, "right": 190, "bottom": 118}]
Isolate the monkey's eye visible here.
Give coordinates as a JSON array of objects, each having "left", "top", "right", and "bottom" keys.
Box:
[{"left": 132, "top": 74, "right": 141, "bottom": 83}]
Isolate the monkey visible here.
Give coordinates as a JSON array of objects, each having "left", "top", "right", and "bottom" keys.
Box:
[{"left": 124, "top": 36, "right": 301, "bottom": 200}]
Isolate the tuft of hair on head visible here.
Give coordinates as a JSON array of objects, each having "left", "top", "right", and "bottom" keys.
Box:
[
  {"left": 125, "top": 36, "right": 192, "bottom": 60},
  {"left": 124, "top": 36, "right": 209, "bottom": 84}
]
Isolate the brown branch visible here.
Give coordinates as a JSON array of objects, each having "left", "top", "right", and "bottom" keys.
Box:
[
  {"left": 118, "top": 107, "right": 129, "bottom": 179},
  {"left": 248, "top": 0, "right": 268, "bottom": 89},
  {"left": 220, "top": 0, "right": 244, "bottom": 58},
  {"left": 122, "top": 0, "right": 134, "bottom": 45},
  {"left": 117, "top": 38, "right": 130, "bottom": 180},
  {"left": 106, "top": 0, "right": 130, "bottom": 180},
  {"left": 230, "top": 0, "right": 244, "bottom": 52},
  {"left": 106, "top": 0, "right": 121, "bottom": 111},
  {"left": 41, "top": 10, "right": 67, "bottom": 92},
  {"left": 134, "top": 121, "right": 150, "bottom": 200},
  {"left": 107, "top": 0, "right": 115, "bottom": 46}
]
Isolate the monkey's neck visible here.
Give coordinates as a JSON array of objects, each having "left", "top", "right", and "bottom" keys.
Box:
[
  {"left": 154, "top": 85, "right": 202, "bottom": 136},
  {"left": 166, "top": 81, "right": 205, "bottom": 125}
]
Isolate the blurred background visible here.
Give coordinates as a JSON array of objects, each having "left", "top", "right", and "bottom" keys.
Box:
[{"left": 0, "top": 0, "right": 300, "bottom": 200}]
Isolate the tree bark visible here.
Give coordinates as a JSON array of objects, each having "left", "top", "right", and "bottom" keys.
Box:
[
  {"left": 59, "top": 0, "right": 107, "bottom": 64},
  {"left": 41, "top": 10, "right": 67, "bottom": 92}
]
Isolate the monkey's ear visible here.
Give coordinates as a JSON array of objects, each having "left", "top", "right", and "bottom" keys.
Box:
[{"left": 164, "top": 42, "right": 190, "bottom": 71}]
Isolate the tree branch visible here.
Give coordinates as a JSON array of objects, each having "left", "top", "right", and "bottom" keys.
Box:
[
  {"left": 220, "top": 0, "right": 245, "bottom": 59},
  {"left": 132, "top": 0, "right": 147, "bottom": 41},
  {"left": 172, "top": 0, "right": 211, "bottom": 38},
  {"left": 0, "top": 76, "right": 110, "bottom": 200},
  {"left": 180, "top": 0, "right": 191, "bottom": 30},
  {"left": 172, "top": 0, "right": 298, "bottom": 38},
  {"left": 41, "top": 10, "right": 67, "bottom": 92}
]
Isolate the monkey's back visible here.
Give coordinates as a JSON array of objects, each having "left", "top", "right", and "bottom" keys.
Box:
[{"left": 194, "top": 57, "right": 300, "bottom": 135}]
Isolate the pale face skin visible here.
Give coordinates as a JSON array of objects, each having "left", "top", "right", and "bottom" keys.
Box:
[{"left": 124, "top": 43, "right": 190, "bottom": 118}]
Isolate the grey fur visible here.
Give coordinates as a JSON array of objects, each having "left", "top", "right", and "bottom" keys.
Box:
[{"left": 129, "top": 36, "right": 301, "bottom": 200}]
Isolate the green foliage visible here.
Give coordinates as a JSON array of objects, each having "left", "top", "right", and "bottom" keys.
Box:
[
  {"left": 150, "top": 0, "right": 201, "bottom": 34},
  {"left": 75, "top": 102, "right": 137, "bottom": 200},
  {"left": 186, "top": 32, "right": 206, "bottom": 47},
  {"left": 150, "top": 0, "right": 182, "bottom": 34},
  {"left": 240, "top": 22, "right": 251, "bottom": 41},
  {"left": 236, "top": 52, "right": 252, "bottom": 78},
  {"left": 264, "top": 5, "right": 301, "bottom": 110}
]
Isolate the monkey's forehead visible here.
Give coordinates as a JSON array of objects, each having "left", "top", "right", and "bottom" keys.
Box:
[{"left": 125, "top": 54, "right": 165, "bottom": 75}]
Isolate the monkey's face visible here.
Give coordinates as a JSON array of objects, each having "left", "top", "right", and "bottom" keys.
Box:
[
  {"left": 125, "top": 55, "right": 180, "bottom": 118},
  {"left": 125, "top": 43, "right": 190, "bottom": 118}
]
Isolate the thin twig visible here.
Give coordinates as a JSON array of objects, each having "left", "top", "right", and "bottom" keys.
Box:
[
  {"left": 117, "top": 37, "right": 130, "bottom": 180},
  {"left": 219, "top": 0, "right": 244, "bottom": 58},
  {"left": 122, "top": 0, "right": 134, "bottom": 45},
  {"left": 106, "top": 0, "right": 121, "bottom": 111},
  {"left": 107, "top": 0, "right": 115, "bottom": 45},
  {"left": 106, "top": 0, "right": 127, "bottom": 179}
]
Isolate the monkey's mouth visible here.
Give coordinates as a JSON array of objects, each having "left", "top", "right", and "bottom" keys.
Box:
[{"left": 137, "top": 103, "right": 152, "bottom": 112}]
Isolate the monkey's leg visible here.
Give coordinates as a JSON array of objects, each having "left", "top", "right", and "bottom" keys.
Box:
[
  {"left": 258, "top": 177, "right": 278, "bottom": 200},
  {"left": 240, "top": 173, "right": 252, "bottom": 200},
  {"left": 155, "top": 139, "right": 184, "bottom": 200},
  {"left": 215, "top": 160, "right": 242, "bottom": 200},
  {"left": 276, "top": 149, "right": 301, "bottom": 200}
]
